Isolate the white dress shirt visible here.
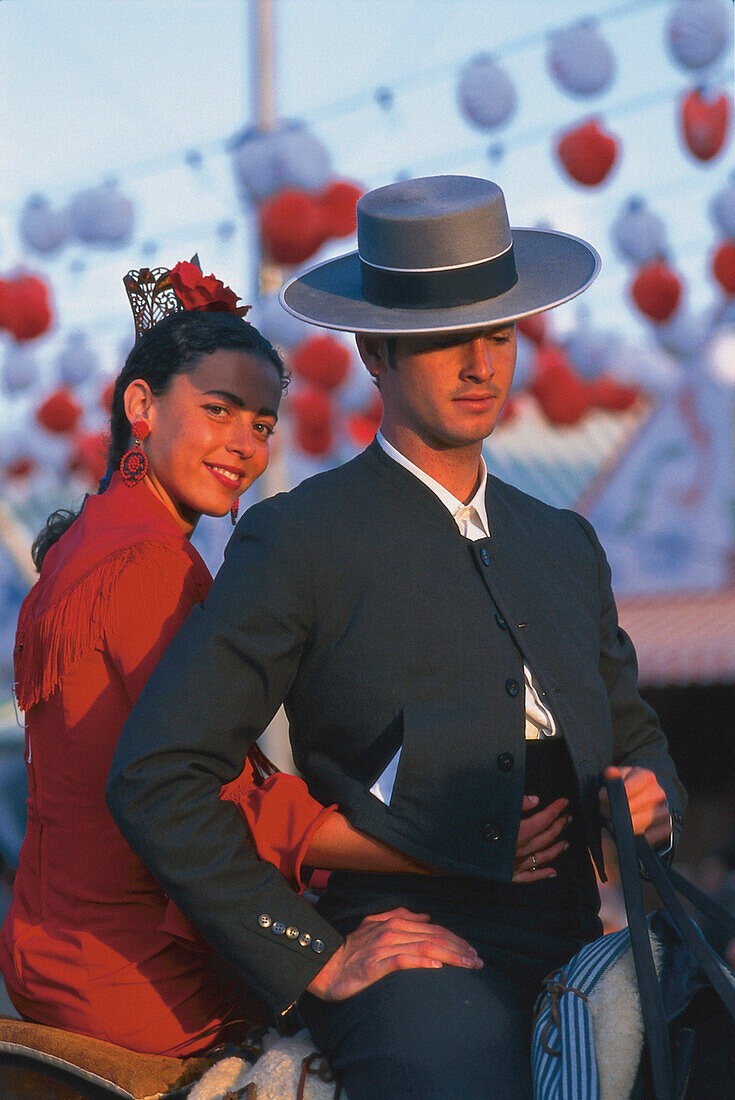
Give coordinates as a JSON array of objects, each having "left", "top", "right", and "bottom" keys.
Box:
[{"left": 370, "top": 431, "right": 558, "bottom": 806}]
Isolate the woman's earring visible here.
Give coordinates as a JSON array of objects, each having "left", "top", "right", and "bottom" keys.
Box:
[
  {"left": 120, "top": 420, "right": 150, "bottom": 486},
  {"left": 230, "top": 498, "right": 240, "bottom": 526}
]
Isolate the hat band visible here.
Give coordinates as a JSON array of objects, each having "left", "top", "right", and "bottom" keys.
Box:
[{"left": 359, "top": 246, "right": 517, "bottom": 309}]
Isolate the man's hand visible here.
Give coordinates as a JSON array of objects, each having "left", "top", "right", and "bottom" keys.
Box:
[
  {"left": 512, "top": 795, "right": 570, "bottom": 882},
  {"left": 307, "top": 907, "right": 483, "bottom": 1002},
  {"left": 599, "top": 765, "right": 671, "bottom": 848}
]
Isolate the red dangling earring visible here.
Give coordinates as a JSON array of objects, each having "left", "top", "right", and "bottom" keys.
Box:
[
  {"left": 230, "top": 497, "right": 240, "bottom": 526},
  {"left": 120, "top": 420, "right": 150, "bottom": 486}
]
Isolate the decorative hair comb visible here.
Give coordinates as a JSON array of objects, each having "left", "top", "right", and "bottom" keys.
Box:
[{"left": 124, "top": 254, "right": 250, "bottom": 338}]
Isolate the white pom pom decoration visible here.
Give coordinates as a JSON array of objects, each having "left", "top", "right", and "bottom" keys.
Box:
[
  {"left": 709, "top": 173, "right": 735, "bottom": 238},
  {"left": 665, "top": 0, "right": 730, "bottom": 71},
  {"left": 230, "top": 123, "right": 332, "bottom": 204},
  {"left": 68, "top": 182, "right": 135, "bottom": 247},
  {"left": 565, "top": 320, "right": 616, "bottom": 379},
  {"left": 1, "top": 344, "right": 40, "bottom": 395},
  {"left": 611, "top": 198, "right": 668, "bottom": 265},
  {"left": 457, "top": 55, "right": 518, "bottom": 130},
  {"left": 19, "top": 195, "right": 69, "bottom": 255},
  {"left": 546, "top": 21, "right": 616, "bottom": 97},
  {"left": 654, "top": 309, "right": 710, "bottom": 361},
  {"left": 56, "top": 331, "right": 100, "bottom": 387}
]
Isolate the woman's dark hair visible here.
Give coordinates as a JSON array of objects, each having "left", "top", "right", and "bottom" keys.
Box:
[{"left": 32, "top": 310, "right": 287, "bottom": 571}]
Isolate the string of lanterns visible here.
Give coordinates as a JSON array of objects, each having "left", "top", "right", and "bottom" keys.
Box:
[{"left": 1, "top": 0, "right": 733, "bottom": 484}]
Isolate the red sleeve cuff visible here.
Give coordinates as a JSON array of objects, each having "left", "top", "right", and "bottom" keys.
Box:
[{"left": 220, "top": 769, "right": 337, "bottom": 892}]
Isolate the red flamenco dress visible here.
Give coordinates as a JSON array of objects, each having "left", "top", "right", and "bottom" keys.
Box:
[{"left": 0, "top": 473, "right": 335, "bottom": 1055}]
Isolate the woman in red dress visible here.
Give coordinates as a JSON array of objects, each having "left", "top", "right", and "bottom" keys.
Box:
[{"left": 0, "top": 267, "right": 421, "bottom": 1056}]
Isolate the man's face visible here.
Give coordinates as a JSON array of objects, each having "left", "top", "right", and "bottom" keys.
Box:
[{"left": 366, "top": 325, "right": 517, "bottom": 451}]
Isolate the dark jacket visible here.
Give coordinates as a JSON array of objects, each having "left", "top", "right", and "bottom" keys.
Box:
[{"left": 107, "top": 441, "right": 685, "bottom": 1014}]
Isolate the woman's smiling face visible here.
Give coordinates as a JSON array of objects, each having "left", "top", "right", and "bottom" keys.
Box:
[{"left": 125, "top": 347, "right": 282, "bottom": 533}]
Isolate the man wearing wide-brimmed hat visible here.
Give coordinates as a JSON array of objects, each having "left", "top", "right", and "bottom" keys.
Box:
[{"left": 110, "top": 176, "right": 685, "bottom": 1098}]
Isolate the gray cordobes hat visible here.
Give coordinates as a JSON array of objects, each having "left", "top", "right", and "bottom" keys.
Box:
[{"left": 280, "top": 174, "right": 600, "bottom": 335}]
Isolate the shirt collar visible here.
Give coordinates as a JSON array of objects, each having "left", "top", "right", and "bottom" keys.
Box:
[{"left": 376, "top": 430, "right": 489, "bottom": 535}]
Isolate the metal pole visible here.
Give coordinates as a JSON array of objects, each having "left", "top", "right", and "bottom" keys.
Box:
[{"left": 249, "top": 0, "right": 295, "bottom": 772}]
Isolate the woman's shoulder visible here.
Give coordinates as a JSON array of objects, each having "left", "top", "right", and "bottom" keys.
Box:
[{"left": 15, "top": 481, "right": 211, "bottom": 711}]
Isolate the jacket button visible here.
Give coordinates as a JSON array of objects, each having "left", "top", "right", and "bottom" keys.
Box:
[
  {"left": 495, "top": 611, "right": 508, "bottom": 630},
  {"left": 299, "top": 932, "right": 312, "bottom": 948},
  {"left": 480, "top": 547, "right": 491, "bottom": 566},
  {"left": 312, "top": 939, "right": 325, "bottom": 954},
  {"left": 497, "top": 752, "right": 514, "bottom": 772},
  {"left": 272, "top": 921, "right": 285, "bottom": 935},
  {"left": 505, "top": 678, "right": 519, "bottom": 697},
  {"left": 482, "top": 822, "right": 502, "bottom": 842},
  {"left": 286, "top": 926, "right": 299, "bottom": 939},
  {"left": 258, "top": 913, "right": 272, "bottom": 929}
]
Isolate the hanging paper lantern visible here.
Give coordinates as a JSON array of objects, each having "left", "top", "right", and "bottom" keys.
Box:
[
  {"left": 611, "top": 198, "right": 668, "bottom": 265},
  {"left": 318, "top": 181, "right": 363, "bottom": 239},
  {"left": 709, "top": 173, "right": 735, "bottom": 236},
  {"left": 1, "top": 344, "right": 40, "bottom": 395},
  {"left": 290, "top": 387, "right": 334, "bottom": 456},
  {"left": 530, "top": 345, "right": 593, "bottom": 425},
  {"left": 588, "top": 375, "right": 639, "bottom": 412},
  {"left": 347, "top": 393, "right": 383, "bottom": 447},
  {"left": 546, "top": 21, "right": 616, "bottom": 98},
  {"left": 230, "top": 123, "right": 333, "bottom": 205},
  {"left": 56, "top": 331, "right": 100, "bottom": 387},
  {"left": 19, "top": 195, "right": 69, "bottom": 255},
  {"left": 259, "top": 189, "right": 327, "bottom": 266},
  {"left": 565, "top": 322, "right": 614, "bottom": 379},
  {"left": 0, "top": 274, "right": 53, "bottom": 341},
  {"left": 516, "top": 314, "right": 548, "bottom": 346},
  {"left": 293, "top": 335, "right": 351, "bottom": 390},
  {"left": 630, "top": 261, "right": 683, "bottom": 323},
  {"left": 556, "top": 119, "right": 618, "bottom": 186},
  {"left": 655, "top": 309, "right": 709, "bottom": 359},
  {"left": 680, "top": 88, "right": 730, "bottom": 161},
  {"left": 713, "top": 240, "right": 735, "bottom": 294},
  {"left": 67, "top": 182, "right": 135, "bottom": 247},
  {"left": 36, "top": 388, "right": 83, "bottom": 434},
  {"left": 457, "top": 54, "right": 518, "bottom": 130},
  {"left": 666, "top": 0, "right": 730, "bottom": 71},
  {"left": 69, "top": 430, "right": 109, "bottom": 485}
]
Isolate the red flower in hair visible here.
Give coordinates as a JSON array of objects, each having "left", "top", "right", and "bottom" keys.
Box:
[{"left": 169, "top": 261, "right": 250, "bottom": 317}]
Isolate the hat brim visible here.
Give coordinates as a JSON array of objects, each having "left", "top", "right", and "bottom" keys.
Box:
[{"left": 280, "top": 228, "right": 600, "bottom": 335}]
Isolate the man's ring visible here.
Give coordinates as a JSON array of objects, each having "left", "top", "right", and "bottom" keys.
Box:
[{"left": 531, "top": 854, "right": 537, "bottom": 871}]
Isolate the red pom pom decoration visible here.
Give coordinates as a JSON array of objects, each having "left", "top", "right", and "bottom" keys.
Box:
[
  {"left": 291, "top": 388, "right": 334, "bottom": 456},
  {"left": 588, "top": 375, "right": 639, "bottom": 412},
  {"left": 259, "top": 189, "right": 328, "bottom": 266},
  {"left": 630, "top": 261, "right": 683, "bottom": 323},
  {"left": 529, "top": 345, "right": 593, "bottom": 425},
  {"left": 293, "top": 335, "right": 351, "bottom": 390},
  {"left": 69, "top": 430, "right": 109, "bottom": 485},
  {"left": 516, "top": 314, "right": 548, "bottom": 346},
  {"left": 0, "top": 274, "right": 53, "bottom": 341},
  {"left": 36, "top": 388, "right": 82, "bottom": 434},
  {"left": 712, "top": 240, "right": 735, "bottom": 295},
  {"left": 680, "top": 88, "right": 730, "bottom": 162},
  {"left": 556, "top": 119, "right": 618, "bottom": 187},
  {"left": 347, "top": 394, "right": 383, "bottom": 447},
  {"left": 318, "top": 181, "right": 362, "bottom": 238}
]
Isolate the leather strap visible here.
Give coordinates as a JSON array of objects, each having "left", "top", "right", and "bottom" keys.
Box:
[
  {"left": 637, "top": 840, "right": 735, "bottom": 1021},
  {"left": 608, "top": 777, "right": 674, "bottom": 1100}
]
